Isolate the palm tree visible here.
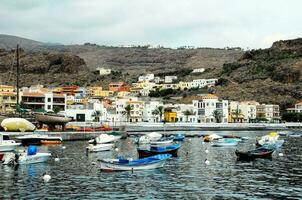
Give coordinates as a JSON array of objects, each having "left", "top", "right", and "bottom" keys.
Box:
[
  {"left": 182, "top": 110, "right": 194, "bottom": 122},
  {"left": 212, "top": 109, "right": 223, "bottom": 123},
  {"left": 152, "top": 106, "right": 164, "bottom": 122},
  {"left": 91, "top": 110, "right": 102, "bottom": 122},
  {"left": 124, "top": 104, "right": 133, "bottom": 122},
  {"left": 231, "top": 106, "right": 243, "bottom": 123}
]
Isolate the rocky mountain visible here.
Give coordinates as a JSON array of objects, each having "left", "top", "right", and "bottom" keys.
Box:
[{"left": 212, "top": 38, "right": 302, "bottom": 110}]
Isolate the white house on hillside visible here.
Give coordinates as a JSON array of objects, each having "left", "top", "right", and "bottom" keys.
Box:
[{"left": 96, "top": 67, "right": 111, "bottom": 76}]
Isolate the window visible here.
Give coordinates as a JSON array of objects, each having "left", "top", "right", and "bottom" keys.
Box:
[
  {"left": 47, "top": 105, "right": 51, "bottom": 109},
  {"left": 48, "top": 98, "right": 51, "bottom": 102}
]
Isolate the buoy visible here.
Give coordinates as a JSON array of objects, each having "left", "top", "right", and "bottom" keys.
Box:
[
  {"left": 43, "top": 173, "right": 51, "bottom": 182},
  {"left": 54, "top": 158, "right": 60, "bottom": 162},
  {"left": 278, "top": 153, "right": 284, "bottom": 157},
  {"left": 205, "top": 159, "right": 210, "bottom": 165},
  {"left": 202, "top": 142, "right": 205, "bottom": 145},
  {"left": 62, "top": 146, "right": 66, "bottom": 150},
  {"left": 115, "top": 148, "right": 119, "bottom": 152},
  {"left": 205, "top": 149, "right": 209, "bottom": 154}
]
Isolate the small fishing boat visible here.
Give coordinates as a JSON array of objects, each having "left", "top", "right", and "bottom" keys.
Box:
[
  {"left": 288, "top": 133, "right": 302, "bottom": 138},
  {"left": 150, "top": 137, "right": 174, "bottom": 146},
  {"left": 204, "top": 134, "right": 222, "bottom": 142},
  {"left": 88, "top": 133, "right": 121, "bottom": 144},
  {"left": 137, "top": 144, "right": 181, "bottom": 158},
  {"left": 2, "top": 146, "right": 51, "bottom": 165},
  {"left": 136, "top": 132, "right": 163, "bottom": 144},
  {"left": 99, "top": 154, "right": 172, "bottom": 171},
  {"left": 173, "top": 134, "right": 185, "bottom": 141},
  {"left": 0, "top": 134, "right": 21, "bottom": 152},
  {"left": 86, "top": 143, "right": 114, "bottom": 152},
  {"left": 211, "top": 139, "right": 238, "bottom": 147},
  {"left": 16, "top": 134, "right": 63, "bottom": 145},
  {"left": 235, "top": 147, "right": 275, "bottom": 161}
]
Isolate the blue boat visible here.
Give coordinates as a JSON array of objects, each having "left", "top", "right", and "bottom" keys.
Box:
[
  {"left": 137, "top": 144, "right": 181, "bottom": 158},
  {"left": 174, "top": 134, "right": 185, "bottom": 141},
  {"left": 100, "top": 154, "right": 172, "bottom": 171}
]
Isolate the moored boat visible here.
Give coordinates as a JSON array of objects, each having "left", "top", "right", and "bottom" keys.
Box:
[
  {"left": 16, "top": 134, "right": 63, "bottom": 145},
  {"left": 235, "top": 147, "right": 275, "bottom": 161},
  {"left": 86, "top": 143, "right": 114, "bottom": 152},
  {"left": 88, "top": 133, "right": 121, "bottom": 144},
  {"left": 173, "top": 134, "right": 185, "bottom": 141},
  {"left": 2, "top": 146, "right": 51, "bottom": 165},
  {"left": 150, "top": 137, "right": 174, "bottom": 146},
  {"left": 137, "top": 144, "right": 181, "bottom": 158},
  {"left": 0, "top": 134, "right": 21, "bottom": 152},
  {"left": 211, "top": 139, "right": 238, "bottom": 147},
  {"left": 99, "top": 154, "right": 172, "bottom": 171}
]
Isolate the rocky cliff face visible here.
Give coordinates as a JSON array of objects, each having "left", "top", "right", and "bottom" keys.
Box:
[{"left": 213, "top": 38, "right": 302, "bottom": 110}]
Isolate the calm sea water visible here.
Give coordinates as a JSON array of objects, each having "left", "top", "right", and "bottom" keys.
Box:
[{"left": 0, "top": 130, "right": 301, "bottom": 200}]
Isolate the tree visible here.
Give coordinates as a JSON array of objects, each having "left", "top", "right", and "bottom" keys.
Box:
[
  {"left": 212, "top": 110, "right": 223, "bottom": 123},
  {"left": 91, "top": 110, "right": 102, "bottom": 122},
  {"left": 231, "top": 106, "right": 243, "bottom": 123},
  {"left": 124, "top": 104, "right": 133, "bottom": 122},
  {"left": 182, "top": 110, "right": 194, "bottom": 122},
  {"left": 152, "top": 106, "right": 164, "bottom": 122}
]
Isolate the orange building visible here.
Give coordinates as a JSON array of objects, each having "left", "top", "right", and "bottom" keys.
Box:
[
  {"left": 109, "top": 82, "right": 130, "bottom": 92},
  {"left": 53, "top": 86, "right": 80, "bottom": 96}
]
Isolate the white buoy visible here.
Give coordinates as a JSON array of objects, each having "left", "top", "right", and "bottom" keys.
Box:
[
  {"left": 54, "top": 158, "right": 60, "bottom": 162},
  {"left": 115, "top": 148, "right": 119, "bottom": 152},
  {"left": 62, "top": 146, "right": 66, "bottom": 150},
  {"left": 205, "top": 149, "right": 209, "bottom": 154},
  {"left": 43, "top": 173, "right": 51, "bottom": 182},
  {"left": 205, "top": 159, "right": 210, "bottom": 165},
  {"left": 278, "top": 153, "right": 284, "bottom": 157}
]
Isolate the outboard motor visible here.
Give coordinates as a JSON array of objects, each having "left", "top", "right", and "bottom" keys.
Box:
[{"left": 2, "top": 152, "right": 17, "bottom": 165}]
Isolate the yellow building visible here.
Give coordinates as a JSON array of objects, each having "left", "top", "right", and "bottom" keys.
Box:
[
  {"left": 164, "top": 110, "right": 177, "bottom": 122},
  {"left": 97, "top": 90, "right": 114, "bottom": 97},
  {"left": 0, "top": 85, "right": 17, "bottom": 114},
  {"left": 87, "top": 87, "right": 103, "bottom": 97},
  {"left": 117, "top": 91, "right": 130, "bottom": 97}
]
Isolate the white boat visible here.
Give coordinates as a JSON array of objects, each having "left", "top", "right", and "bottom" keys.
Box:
[
  {"left": 86, "top": 143, "right": 114, "bottom": 152},
  {"left": 88, "top": 134, "right": 121, "bottom": 144},
  {"left": 99, "top": 154, "right": 171, "bottom": 171},
  {"left": 150, "top": 137, "right": 174, "bottom": 146},
  {"left": 137, "top": 132, "right": 163, "bottom": 144},
  {"left": 211, "top": 139, "right": 238, "bottom": 147},
  {"left": 1, "top": 118, "right": 36, "bottom": 132},
  {"left": 16, "top": 134, "right": 63, "bottom": 145},
  {"left": 2, "top": 152, "right": 51, "bottom": 165},
  {"left": 0, "top": 134, "right": 21, "bottom": 152}
]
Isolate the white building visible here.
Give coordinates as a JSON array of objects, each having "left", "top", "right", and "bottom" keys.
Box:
[
  {"left": 143, "top": 101, "right": 163, "bottom": 122},
  {"left": 192, "top": 94, "right": 228, "bottom": 123},
  {"left": 229, "top": 101, "right": 257, "bottom": 122},
  {"left": 169, "top": 103, "right": 197, "bottom": 123},
  {"left": 287, "top": 101, "right": 302, "bottom": 113},
  {"left": 191, "top": 79, "right": 218, "bottom": 88},
  {"left": 164, "top": 76, "right": 177, "bottom": 83},
  {"left": 138, "top": 74, "right": 154, "bottom": 82},
  {"left": 96, "top": 67, "right": 111, "bottom": 76},
  {"left": 192, "top": 68, "right": 205, "bottom": 73}
]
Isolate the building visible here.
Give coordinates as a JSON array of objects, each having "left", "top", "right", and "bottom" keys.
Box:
[
  {"left": 143, "top": 101, "right": 163, "bottom": 122},
  {"left": 164, "top": 107, "right": 177, "bottom": 122},
  {"left": 127, "top": 100, "right": 144, "bottom": 122},
  {"left": 86, "top": 87, "right": 103, "bottom": 97},
  {"left": 192, "top": 68, "right": 205, "bottom": 73},
  {"left": 256, "top": 104, "right": 280, "bottom": 122},
  {"left": 229, "top": 101, "right": 257, "bottom": 123},
  {"left": 192, "top": 94, "right": 228, "bottom": 123},
  {"left": 109, "top": 82, "right": 130, "bottom": 92},
  {"left": 287, "top": 101, "right": 302, "bottom": 113},
  {"left": 0, "top": 85, "right": 17, "bottom": 114},
  {"left": 138, "top": 74, "right": 154, "bottom": 82},
  {"left": 178, "top": 81, "right": 192, "bottom": 90},
  {"left": 21, "top": 92, "right": 66, "bottom": 112},
  {"left": 191, "top": 79, "right": 218, "bottom": 88},
  {"left": 53, "top": 86, "right": 80, "bottom": 96},
  {"left": 95, "top": 67, "right": 111, "bottom": 76},
  {"left": 164, "top": 76, "right": 177, "bottom": 83}
]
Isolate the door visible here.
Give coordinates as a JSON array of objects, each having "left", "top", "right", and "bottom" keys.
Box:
[{"left": 76, "top": 114, "right": 85, "bottom": 122}]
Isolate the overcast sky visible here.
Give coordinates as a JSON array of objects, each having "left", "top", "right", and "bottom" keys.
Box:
[{"left": 0, "top": 0, "right": 301, "bottom": 49}]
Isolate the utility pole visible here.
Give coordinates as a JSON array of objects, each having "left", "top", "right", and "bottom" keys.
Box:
[{"left": 16, "top": 44, "right": 20, "bottom": 115}]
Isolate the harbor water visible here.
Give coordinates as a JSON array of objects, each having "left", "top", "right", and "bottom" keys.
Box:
[{"left": 0, "top": 130, "right": 301, "bottom": 199}]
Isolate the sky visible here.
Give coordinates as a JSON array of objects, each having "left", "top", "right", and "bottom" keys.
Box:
[{"left": 0, "top": 0, "right": 301, "bottom": 49}]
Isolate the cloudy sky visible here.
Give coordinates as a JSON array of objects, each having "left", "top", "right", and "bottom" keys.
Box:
[{"left": 0, "top": 0, "right": 301, "bottom": 49}]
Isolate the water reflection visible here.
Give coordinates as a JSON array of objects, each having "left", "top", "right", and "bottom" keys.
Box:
[{"left": 0, "top": 131, "right": 301, "bottom": 199}]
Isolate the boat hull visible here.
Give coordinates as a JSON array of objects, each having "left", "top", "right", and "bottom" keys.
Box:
[
  {"left": 235, "top": 149, "right": 274, "bottom": 161},
  {"left": 86, "top": 143, "right": 114, "bottom": 152},
  {"left": 36, "top": 114, "right": 72, "bottom": 124},
  {"left": 150, "top": 139, "right": 174, "bottom": 146},
  {"left": 137, "top": 148, "right": 179, "bottom": 158},
  {"left": 18, "top": 153, "right": 51, "bottom": 164},
  {"left": 100, "top": 160, "right": 165, "bottom": 171},
  {"left": 1, "top": 118, "right": 35, "bottom": 132},
  {"left": 17, "top": 135, "right": 63, "bottom": 146},
  {"left": 0, "top": 142, "right": 21, "bottom": 151},
  {"left": 211, "top": 142, "right": 238, "bottom": 147}
]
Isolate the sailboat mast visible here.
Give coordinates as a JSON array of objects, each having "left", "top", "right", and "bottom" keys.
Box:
[{"left": 16, "top": 44, "right": 20, "bottom": 110}]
